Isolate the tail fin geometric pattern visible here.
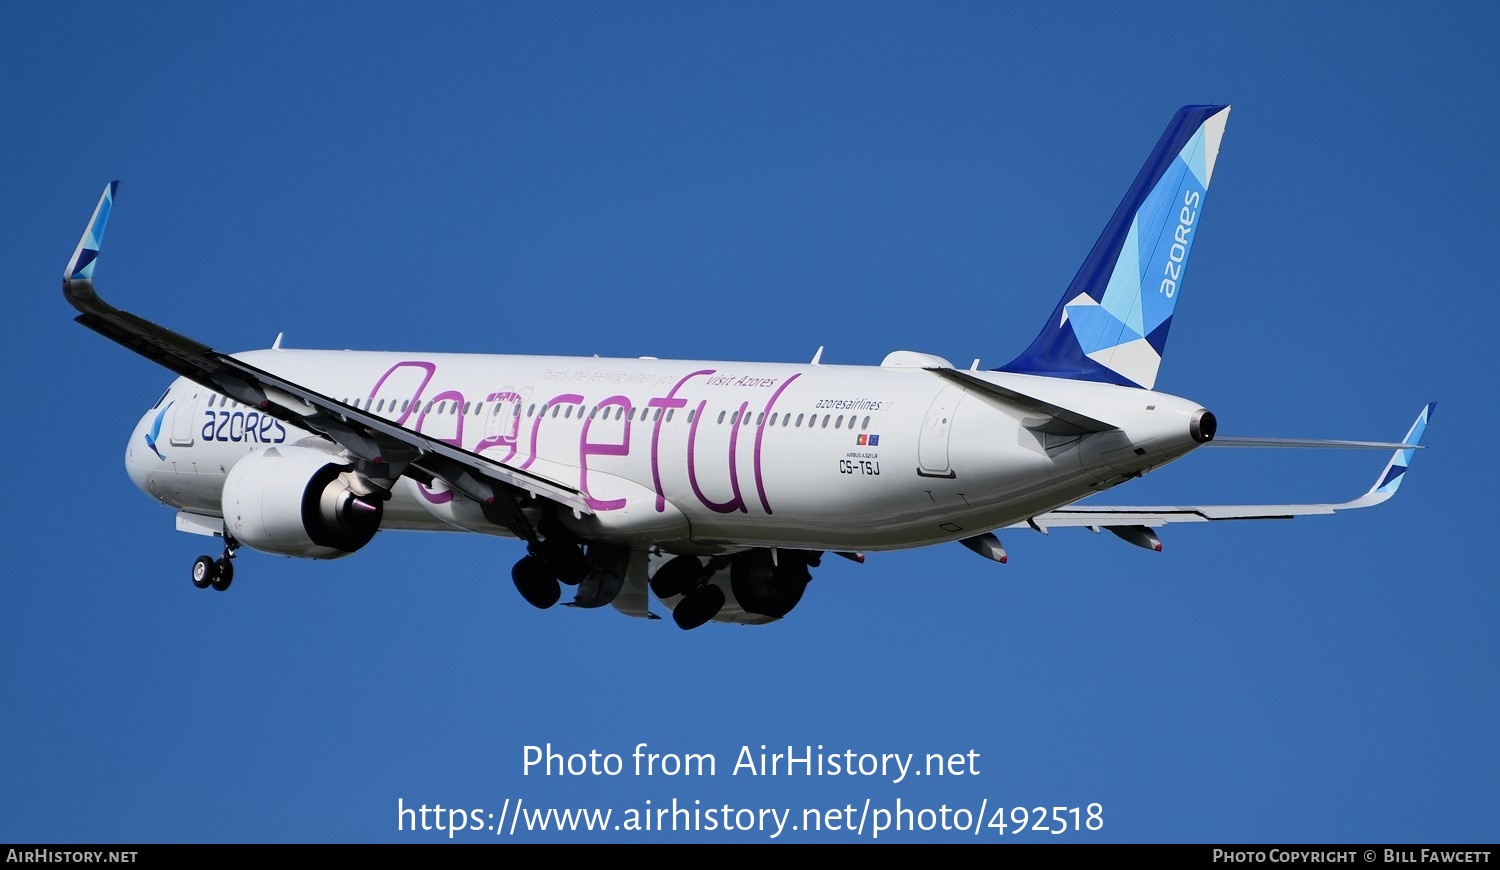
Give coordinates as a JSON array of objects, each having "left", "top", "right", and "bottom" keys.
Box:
[{"left": 1000, "top": 105, "right": 1230, "bottom": 389}]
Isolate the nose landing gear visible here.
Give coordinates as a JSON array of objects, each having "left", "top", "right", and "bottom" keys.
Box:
[{"left": 190, "top": 532, "right": 239, "bottom": 592}]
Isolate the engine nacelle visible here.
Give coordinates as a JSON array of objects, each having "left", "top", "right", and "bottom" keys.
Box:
[
  {"left": 221, "top": 446, "right": 383, "bottom": 558},
  {"left": 729, "top": 549, "right": 814, "bottom": 620}
]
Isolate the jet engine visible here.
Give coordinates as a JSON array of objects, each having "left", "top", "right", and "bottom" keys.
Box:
[
  {"left": 220, "top": 446, "right": 383, "bottom": 558},
  {"left": 728, "top": 548, "right": 814, "bottom": 620}
]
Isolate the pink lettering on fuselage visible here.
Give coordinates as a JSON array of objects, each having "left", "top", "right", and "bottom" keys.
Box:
[
  {"left": 522, "top": 393, "right": 584, "bottom": 472},
  {"left": 473, "top": 391, "right": 525, "bottom": 463},
  {"left": 688, "top": 397, "right": 750, "bottom": 513},
  {"left": 415, "top": 389, "right": 467, "bottom": 504},
  {"left": 364, "top": 363, "right": 802, "bottom": 516},
  {"left": 752, "top": 375, "right": 801, "bottom": 514},
  {"left": 579, "top": 394, "right": 634, "bottom": 511},
  {"left": 366, "top": 361, "right": 465, "bottom": 504},
  {"left": 649, "top": 371, "right": 714, "bottom": 512},
  {"left": 369, "top": 361, "right": 436, "bottom": 426}
]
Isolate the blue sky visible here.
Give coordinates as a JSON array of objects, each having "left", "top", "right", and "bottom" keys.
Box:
[{"left": 2, "top": 2, "right": 1493, "bottom": 844}]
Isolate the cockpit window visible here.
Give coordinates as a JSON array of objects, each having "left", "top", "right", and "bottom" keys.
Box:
[{"left": 151, "top": 389, "right": 169, "bottom": 410}]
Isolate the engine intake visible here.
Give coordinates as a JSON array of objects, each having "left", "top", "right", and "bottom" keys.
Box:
[{"left": 221, "top": 447, "right": 383, "bottom": 558}]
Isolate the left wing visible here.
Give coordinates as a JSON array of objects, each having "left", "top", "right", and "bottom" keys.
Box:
[
  {"left": 63, "top": 181, "right": 592, "bottom": 523},
  {"left": 1011, "top": 403, "right": 1435, "bottom": 550}
]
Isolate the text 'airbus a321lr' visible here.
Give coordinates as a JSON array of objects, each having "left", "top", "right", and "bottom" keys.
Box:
[{"left": 63, "top": 104, "right": 1433, "bottom": 629}]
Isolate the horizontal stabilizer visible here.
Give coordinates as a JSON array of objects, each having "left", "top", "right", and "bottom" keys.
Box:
[
  {"left": 1209, "top": 436, "right": 1422, "bottom": 450},
  {"left": 1014, "top": 404, "right": 1434, "bottom": 532}
]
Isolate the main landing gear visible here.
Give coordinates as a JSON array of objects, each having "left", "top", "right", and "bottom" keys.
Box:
[
  {"left": 649, "top": 549, "right": 820, "bottom": 630},
  {"left": 191, "top": 532, "right": 239, "bottom": 592},
  {"left": 649, "top": 555, "right": 725, "bottom": 631},
  {"left": 511, "top": 543, "right": 589, "bottom": 606},
  {"left": 510, "top": 513, "right": 590, "bottom": 610}
]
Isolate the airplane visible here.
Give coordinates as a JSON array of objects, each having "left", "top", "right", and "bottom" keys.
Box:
[{"left": 61, "top": 103, "right": 1434, "bottom": 630}]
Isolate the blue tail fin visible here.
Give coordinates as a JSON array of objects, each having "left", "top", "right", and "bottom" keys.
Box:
[{"left": 999, "top": 105, "right": 1230, "bottom": 389}]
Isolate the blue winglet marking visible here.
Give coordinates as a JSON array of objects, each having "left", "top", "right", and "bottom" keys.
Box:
[
  {"left": 1370, "top": 403, "right": 1436, "bottom": 496},
  {"left": 65, "top": 181, "right": 119, "bottom": 281}
]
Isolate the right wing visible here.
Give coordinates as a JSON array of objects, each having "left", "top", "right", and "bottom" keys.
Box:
[
  {"left": 63, "top": 181, "right": 592, "bottom": 520},
  {"left": 1010, "top": 403, "right": 1435, "bottom": 550}
]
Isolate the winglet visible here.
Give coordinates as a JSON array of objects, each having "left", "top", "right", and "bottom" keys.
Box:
[
  {"left": 1358, "top": 403, "right": 1436, "bottom": 504},
  {"left": 65, "top": 181, "right": 119, "bottom": 282}
]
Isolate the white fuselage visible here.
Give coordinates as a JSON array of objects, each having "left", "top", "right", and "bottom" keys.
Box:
[{"left": 124, "top": 348, "right": 1210, "bottom": 554}]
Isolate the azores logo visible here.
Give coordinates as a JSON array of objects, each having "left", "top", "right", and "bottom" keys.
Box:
[
  {"left": 1058, "top": 131, "right": 1211, "bottom": 390},
  {"left": 144, "top": 401, "right": 171, "bottom": 460}
]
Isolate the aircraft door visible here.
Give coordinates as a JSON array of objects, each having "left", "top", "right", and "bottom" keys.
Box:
[
  {"left": 917, "top": 384, "right": 964, "bottom": 478},
  {"left": 480, "top": 388, "right": 528, "bottom": 460},
  {"left": 169, "top": 389, "right": 198, "bottom": 447}
]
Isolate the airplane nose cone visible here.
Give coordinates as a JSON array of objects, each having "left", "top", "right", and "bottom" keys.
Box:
[{"left": 124, "top": 408, "right": 160, "bottom": 498}]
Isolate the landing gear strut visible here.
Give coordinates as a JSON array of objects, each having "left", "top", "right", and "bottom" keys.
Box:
[{"left": 191, "top": 532, "right": 239, "bottom": 592}]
